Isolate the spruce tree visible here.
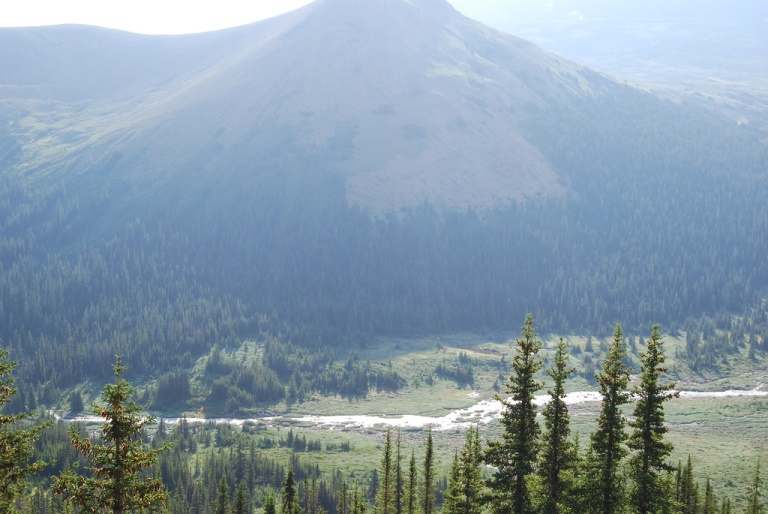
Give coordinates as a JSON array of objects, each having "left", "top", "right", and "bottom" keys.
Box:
[
  {"left": 265, "top": 492, "right": 277, "bottom": 514},
  {"left": 443, "top": 426, "right": 484, "bottom": 514},
  {"left": 375, "top": 429, "right": 396, "bottom": 514},
  {"left": 485, "top": 313, "right": 543, "bottom": 514},
  {"left": 702, "top": 479, "right": 716, "bottom": 514},
  {"left": 421, "top": 428, "right": 435, "bottom": 514},
  {"left": 406, "top": 450, "right": 418, "bottom": 514},
  {"left": 0, "top": 348, "right": 51, "bottom": 513},
  {"left": 746, "top": 460, "right": 764, "bottom": 514},
  {"left": 281, "top": 467, "right": 301, "bottom": 514},
  {"left": 538, "top": 337, "right": 576, "bottom": 514},
  {"left": 628, "top": 325, "right": 679, "bottom": 514},
  {"left": 51, "top": 357, "right": 168, "bottom": 513},
  {"left": 679, "top": 456, "right": 697, "bottom": 514},
  {"left": 214, "top": 474, "right": 230, "bottom": 514},
  {"left": 395, "top": 429, "right": 404, "bottom": 514},
  {"left": 586, "top": 324, "right": 630, "bottom": 514}
]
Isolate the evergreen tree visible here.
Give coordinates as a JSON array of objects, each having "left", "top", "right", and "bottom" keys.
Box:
[
  {"left": 443, "top": 426, "right": 484, "bottom": 514},
  {"left": 702, "top": 479, "right": 716, "bottom": 514},
  {"left": 746, "top": 460, "right": 764, "bottom": 514},
  {"left": 395, "top": 429, "right": 404, "bottom": 514},
  {"left": 679, "top": 456, "right": 697, "bottom": 514},
  {"left": 586, "top": 324, "right": 630, "bottom": 514},
  {"left": 375, "top": 429, "right": 396, "bottom": 514},
  {"left": 215, "top": 474, "right": 230, "bottom": 514},
  {"left": 265, "top": 492, "right": 277, "bottom": 514},
  {"left": 538, "top": 337, "right": 576, "bottom": 514},
  {"left": 51, "top": 357, "right": 169, "bottom": 513},
  {"left": 485, "top": 313, "right": 543, "bottom": 514},
  {"left": 406, "top": 450, "right": 418, "bottom": 514},
  {"left": 421, "top": 428, "right": 435, "bottom": 514},
  {"left": 720, "top": 497, "right": 731, "bottom": 514},
  {"left": 338, "top": 482, "right": 349, "bottom": 514},
  {"left": 628, "top": 325, "right": 679, "bottom": 514},
  {"left": 282, "top": 468, "right": 301, "bottom": 514},
  {"left": 0, "top": 347, "right": 51, "bottom": 513},
  {"left": 68, "top": 390, "right": 84, "bottom": 415}
]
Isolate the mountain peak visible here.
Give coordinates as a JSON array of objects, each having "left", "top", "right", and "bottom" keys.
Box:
[{"left": 3, "top": 0, "right": 620, "bottom": 214}]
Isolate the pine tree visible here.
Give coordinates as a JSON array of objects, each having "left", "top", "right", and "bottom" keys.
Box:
[
  {"left": 51, "top": 356, "right": 168, "bottom": 513},
  {"left": 282, "top": 467, "right": 301, "bottom": 514},
  {"left": 485, "top": 313, "right": 543, "bottom": 514},
  {"left": 443, "top": 426, "right": 484, "bottom": 514},
  {"left": 538, "top": 337, "right": 576, "bottom": 514},
  {"left": 586, "top": 324, "right": 630, "bottom": 514},
  {"left": 628, "top": 325, "right": 679, "bottom": 514},
  {"left": 421, "top": 428, "right": 435, "bottom": 514},
  {"left": 375, "top": 429, "right": 396, "bottom": 514},
  {"left": 746, "top": 460, "right": 764, "bottom": 514},
  {"left": 0, "top": 347, "right": 51, "bottom": 513}
]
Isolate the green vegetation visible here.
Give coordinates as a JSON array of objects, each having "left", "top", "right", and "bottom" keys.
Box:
[
  {"left": 51, "top": 357, "right": 170, "bottom": 512},
  {"left": 0, "top": 348, "right": 51, "bottom": 512}
]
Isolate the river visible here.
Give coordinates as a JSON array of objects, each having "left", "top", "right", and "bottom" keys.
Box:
[{"left": 64, "top": 387, "right": 767, "bottom": 432}]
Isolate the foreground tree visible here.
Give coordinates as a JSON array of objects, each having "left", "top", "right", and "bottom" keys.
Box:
[
  {"left": 405, "top": 450, "right": 418, "bottom": 514},
  {"left": 375, "top": 429, "right": 396, "bottom": 514},
  {"left": 51, "top": 357, "right": 169, "bottom": 513},
  {"left": 443, "top": 426, "right": 484, "bottom": 514},
  {"left": 485, "top": 313, "right": 543, "bottom": 514},
  {"left": 628, "top": 325, "right": 679, "bottom": 514},
  {"left": 0, "top": 348, "right": 51, "bottom": 512},
  {"left": 538, "top": 337, "right": 576, "bottom": 514},
  {"left": 586, "top": 324, "right": 630, "bottom": 514},
  {"left": 421, "top": 428, "right": 435, "bottom": 514}
]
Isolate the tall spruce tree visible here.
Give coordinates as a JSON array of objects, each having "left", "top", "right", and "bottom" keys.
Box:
[
  {"left": 485, "top": 313, "right": 543, "bottom": 514},
  {"left": 375, "top": 429, "right": 396, "bottom": 514},
  {"left": 421, "top": 428, "right": 435, "bottom": 514},
  {"left": 628, "top": 325, "right": 679, "bottom": 514},
  {"left": 396, "top": 429, "right": 404, "bottom": 514},
  {"left": 51, "top": 357, "right": 168, "bottom": 513},
  {"left": 443, "top": 426, "right": 484, "bottom": 514},
  {"left": 586, "top": 324, "right": 630, "bottom": 514},
  {"left": 538, "top": 337, "right": 576, "bottom": 514},
  {"left": 406, "top": 450, "right": 418, "bottom": 514},
  {"left": 0, "top": 347, "right": 51, "bottom": 513}
]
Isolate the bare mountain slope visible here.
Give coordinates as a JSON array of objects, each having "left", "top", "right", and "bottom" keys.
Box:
[{"left": 1, "top": 0, "right": 632, "bottom": 214}]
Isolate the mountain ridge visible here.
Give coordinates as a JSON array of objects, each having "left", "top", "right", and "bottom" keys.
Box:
[{"left": 1, "top": 0, "right": 639, "bottom": 214}]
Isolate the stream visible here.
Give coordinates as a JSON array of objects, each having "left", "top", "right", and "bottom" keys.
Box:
[{"left": 65, "top": 387, "right": 767, "bottom": 432}]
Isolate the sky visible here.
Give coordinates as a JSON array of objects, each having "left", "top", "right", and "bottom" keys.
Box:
[
  {"left": 0, "top": 0, "right": 317, "bottom": 35},
  {"left": 0, "top": 0, "right": 514, "bottom": 35}
]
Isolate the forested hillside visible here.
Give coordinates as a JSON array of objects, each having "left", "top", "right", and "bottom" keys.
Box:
[{"left": 0, "top": 0, "right": 767, "bottom": 394}]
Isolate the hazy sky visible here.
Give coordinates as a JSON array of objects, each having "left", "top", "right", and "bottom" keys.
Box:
[{"left": 0, "top": 0, "right": 511, "bottom": 35}]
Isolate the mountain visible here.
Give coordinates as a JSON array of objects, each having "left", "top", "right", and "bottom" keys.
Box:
[
  {"left": 0, "top": 0, "right": 767, "bottom": 388},
  {"left": 449, "top": 0, "right": 768, "bottom": 129},
  {"left": 2, "top": 0, "right": 635, "bottom": 215}
]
